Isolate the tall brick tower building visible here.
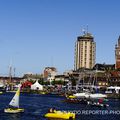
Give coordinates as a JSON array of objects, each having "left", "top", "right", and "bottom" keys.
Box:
[{"left": 115, "top": 36, "right": 120, "bottom": 69}]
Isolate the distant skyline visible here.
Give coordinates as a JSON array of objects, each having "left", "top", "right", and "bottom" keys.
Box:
[{"left": 0, "top": 0, "right": 120, "bottom": 76}]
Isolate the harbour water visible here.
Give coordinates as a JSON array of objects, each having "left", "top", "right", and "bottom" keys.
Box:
[{"left": 0, "top": 93, "right": 120, "bottom": 120}]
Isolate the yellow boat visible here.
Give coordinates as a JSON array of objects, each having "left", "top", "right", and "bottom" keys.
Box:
[
  {"left": 45, "top": 110, "right": 75, "bottom": 119},
  {"left": 4, "top": 108, "right": 24, "bottom": 113},
  {"left": 68, "top": 95, "right": 76, "bottom": 99}
]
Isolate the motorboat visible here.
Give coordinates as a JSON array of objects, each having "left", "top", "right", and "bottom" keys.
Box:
[
  {"left": 73, "top": 92, "right": 90, "bottom": 98},
  {"left": 44, "top": 109, "right": 75, "bottom": 119}
]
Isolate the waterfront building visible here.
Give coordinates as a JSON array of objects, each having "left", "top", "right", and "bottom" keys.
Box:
[
  {"left": 63, "top": 70, "right": 74, "bottom": 76},
  {"left": 55, "top": 75, "right": 69, "bottom": 82},
  {"left": 93, "top": 63, "right": 115, "bottom": 71},
  {"left": 43, "top": 67, "right": 57, "bottom": 83},
  {"left": 115, "top": 36, "right": 120, "bottom": 69},
  {"left": 74, "top": 31, "right": 96, "bottom": 70}
]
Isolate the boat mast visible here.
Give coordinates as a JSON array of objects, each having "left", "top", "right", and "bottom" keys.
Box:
[
  {"left": 8, "top": 59, "right": 13, "bottom": 91},
  {"left": 9, "top": 66, "right": 12, "bottom": 83}
]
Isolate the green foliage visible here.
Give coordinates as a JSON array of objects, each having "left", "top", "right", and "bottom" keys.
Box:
[
  {"left": 43, "top": 81, "right": 50, "bottom": 85},
  {"left": 51, "top": 80, "right": 65, "bottom": 85},
  {"left": 29, "top": 79, "right": 35, "bottom": 84},
  {"left": 23, "top": 74, "right": 43, "bottom": 79}
]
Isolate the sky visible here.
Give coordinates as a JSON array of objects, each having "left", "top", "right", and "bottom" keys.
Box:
[{"left": 0, "top": 0, "right": 120, "bottom": 76}]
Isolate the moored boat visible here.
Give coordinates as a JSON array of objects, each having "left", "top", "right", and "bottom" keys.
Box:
[
  {"left": 89, "top": 93, "right": 107, "bottom": 99},
  {"left": 72, "top": 92, "right": 107, "bottom": 99},
  {"left": 105, "top": 86, "right": 120, "bottom": 98},
  {"left": 73, "top": 92, "right": 89, "bottom": 98}
]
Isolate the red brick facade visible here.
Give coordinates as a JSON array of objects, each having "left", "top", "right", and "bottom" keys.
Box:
[
  {"left": 115, "top": 36, "right": 120, "bottom": 69},
  {"left": 116, "top": 61, "right": 120, "bottom": 69}
]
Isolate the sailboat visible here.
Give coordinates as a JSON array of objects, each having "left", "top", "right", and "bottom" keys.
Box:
[
  {"left": 88, "top": 66, "right": 107, "bottom": 99},
  {"left": 4, "top": 84, "right": 24, "bottom": 113},
  {"left": 72, "top": 73, "right": 90, "bottom": 98},
  {"left": 73, "top": 68, "right": 107, "bottom": 99}
]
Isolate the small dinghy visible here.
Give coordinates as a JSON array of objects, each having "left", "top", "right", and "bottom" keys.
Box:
[{"left": 4, "top": 84, "right": 24, "bottom": 113}]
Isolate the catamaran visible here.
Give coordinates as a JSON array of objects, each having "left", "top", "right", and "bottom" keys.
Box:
[{"left": 4, "top": 84, "right": 24, "bottom": 113}]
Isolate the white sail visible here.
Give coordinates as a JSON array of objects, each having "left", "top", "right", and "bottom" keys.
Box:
[{"left": 9, "top": 85, "right": 21, "bottom": 108}]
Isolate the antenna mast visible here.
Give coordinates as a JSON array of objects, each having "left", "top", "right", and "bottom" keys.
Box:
[{"left": 86, "top": 25, "right": 88, "bottom": 34}]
